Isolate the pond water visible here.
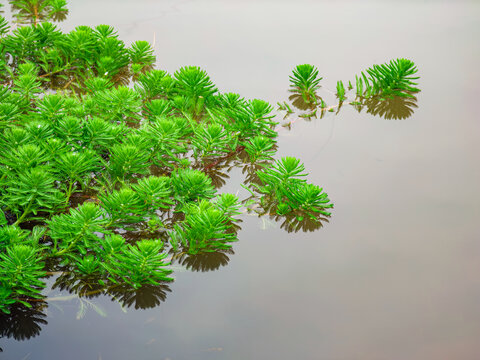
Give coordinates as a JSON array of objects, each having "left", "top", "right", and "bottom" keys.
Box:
[{"left": 2, "top": 1, "right": 480, "bottom": 359}]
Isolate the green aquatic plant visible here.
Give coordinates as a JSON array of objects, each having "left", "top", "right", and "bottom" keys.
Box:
[
  {"left": 210, "top": 98, "right": 277, "bottom": 140},
  {"left": 284, "top": 182, "right": 333, "bottom": 217},
  {"left": 143, "top": 98, "right": 174, "bottom": 118},
  {"left": 243, "top": 135, "right": 276, "bottom": 163},
  {"left": 357, "top": 58, "right": 420, "bottom": 98},
  {"left": 102, "top": 240, "right": 173, "bottom": 288},
  {"left": 174, "top": 66, "right": 217, "bottom": 116},
  {"left": 192, "top": 123, "right": 233, "bottom": 158},
  {"left": 99, "top": 187, "right": 147, "bottom": 226},
  {"left": 135, "top": 70, "right": 175, "bottom": 101},
  {"left": 247, "top": 157, "right": 333, "bottom": 220},
  {"left": 47, "top": 202, "right": 108, "bottom": 256},
  {"left": 82, "top": 117, "right": 121, "bottom": 152},
  {"left": 2, "top": 143, "right": 49, "bottom": 170},
  {"left": 107, "top": 143, "right": 151, "bottom": 182},
  {"left": 132, "top": 176, "right": 173, "bottom": 214},
  {"left": 0, "top": 245, "right": 46, "bottom": 311},
  {"left": 281, "top": 58, "right": 420, "bottom": 122},
  {"left": 70, "top": 254, "right": 101, "bottom": 276},
  {"left": 2, "top": 166, "right": 65, "bottom": 224},
  {"left": 170, "top": 200, "right": 238, "bottom": 254},
  {"left": 129, "top": 40, "right": 155, "bottom": 75},
  {"left": 2, "top": 5, "right": 429, "bottom": 318},
  {"left": 214, "top": 193, "right": 242, "bottom": 219},
  {"left": 94, "top": 86, "right": 142, "bottom": 123},
  {"left": 53, "top": 150, "right": 101, "bottom": 197},
  {"left": 289, "top": 64, "right": 322, "bottom": 105},
  {"left": 257, "top": 156, "right": 307, "bottom": 191},
  {"left": 144, "top": 117, "right": 187, "bottom": 168},
  {"left": 0, "top": 226, "right": 28, "bottom": 248},
  {"left": 336, "top": 80, "right": 346, "bottom": 102},
  {"left": 171, "top": 168, "right": 216, "bottom": 205}
]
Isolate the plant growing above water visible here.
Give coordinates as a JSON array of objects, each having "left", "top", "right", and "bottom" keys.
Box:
[
  {"left": 289, "top": 64, "right": 322, "bottom": 105},
  {"left": 284, "top": 58, "right": 420, "bottom": 121},
  {"left": 356, "top": 58, "right": 420, "bottom": 98},
  {"left": 246, "top": 157, "right": 333, "bottom": 225}
]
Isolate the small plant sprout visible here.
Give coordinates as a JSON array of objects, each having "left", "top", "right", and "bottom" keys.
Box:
[
  {"left": 336, "top": 80, "right": 347, "bottom": 102},
  {"left": 289, "top": 64, "right": 322, "bottom": 105}
]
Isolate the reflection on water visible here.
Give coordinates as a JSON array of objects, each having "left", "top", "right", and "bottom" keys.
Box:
[
  {"left": 284, "top": 90, "right": 419, "bottom": 123},
  {"left": 8, "top": 0, "right": 68, "bottom": 25},
  {"left": 0, "top": 303, "right": 47, "bottom": 341},
  {"left": 172, "top": 248, "right": 234, "bottom": 272},
  {"left": 247, "top": 198, "right": 330, "bottom": 233},
  {"left": 288, "top": 91, "right": 319, "bottom": 112},
  {"left": 108, "top": 283, "right": 171, "bottom": 310},
  {"left": 361, "top": 94, "right": 419, "bottom": 120}
]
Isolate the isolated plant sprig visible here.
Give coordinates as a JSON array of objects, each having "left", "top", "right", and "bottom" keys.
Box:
[
  {"left": 289, "top": 64, "right": 322, "bottom": 105},
  {"left": 282, "top": 58, "right": 420, "bottom": 122}
]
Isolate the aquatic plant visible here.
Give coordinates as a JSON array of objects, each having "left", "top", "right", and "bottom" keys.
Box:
[
  {"left": 102, "top": 240, "right": 173, "bottom": 288},
  {"left": 247, "top": 157, "right": 333, "bottom": 221},
  {"left": 0, "top": 2, "right": 423, "bottom": 317},
  {"left": 47, "top": 202, "right": 108, "bottom": 256},
  {"left": 357, "top": 58, "right": 420, "bottom": 98},
  {"left": 0, "top": 245, "right": 46, "bottom": 311},
  {"left": 192, "top": 123, "right": 233, "bottom": 158},
  {"left": 289, "top": 64, "right": 322, "bottom": 105},
  {"left": 243, "top": 135, "right": 276, "bottom": 163},
  {"left": 174, "top": 66, "right": 217, "bottom": 117},
  {"left": 336, "top": 80, "right": 346, "bottom": 102},
  {"left": 281, "top": 58, "right": 420, "bottom": 122},
  {"left": 170, "top": 200, "right": 238, "bottom": 254},
  {"left": 132, "top": 176, "right": 173, "bottom": 213},
  {"left": 171, "top": 168, "right": 216, "bottom": 205},
  {"left": 99, "top": 187, "right": 147, "bottom": 226},
  {"left": 2, "top": 167, "right": 65, "bottom": 224},
  {"left": 107, "top": 143, "right": 151, "bottom": 182}
]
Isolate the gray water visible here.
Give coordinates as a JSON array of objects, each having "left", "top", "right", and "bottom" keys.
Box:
[{"left": 2, "top": 1, "right": 480, "bottom": 359}]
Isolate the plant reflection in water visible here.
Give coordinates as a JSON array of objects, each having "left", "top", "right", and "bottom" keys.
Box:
[{"left": 0, "top": 303, "right": 48, "bottom": 341}]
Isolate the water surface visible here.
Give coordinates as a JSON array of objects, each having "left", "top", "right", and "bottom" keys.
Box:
[{"left": 2, "top": 1, "right": 480, "bottom": 359}]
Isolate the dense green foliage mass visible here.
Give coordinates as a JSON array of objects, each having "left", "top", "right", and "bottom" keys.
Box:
[
  {"left": 0, "top": 0, "right": 420, "bottom": 317},
  {"left": 0, "top": 12, "right": 334, "bottom": 314}
]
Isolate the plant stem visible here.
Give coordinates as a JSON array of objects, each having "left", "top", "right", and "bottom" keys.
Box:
[
  {"left": 13, "top": 202, "right": 33, "bottom": 226},
  {"left": 65, "top": 180, "right": 74, "bottom": 206},
  {"left": 39, "top": 65, "right": 76, "bottom": 78}
]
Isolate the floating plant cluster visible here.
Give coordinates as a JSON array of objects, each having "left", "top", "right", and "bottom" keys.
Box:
[
  {"left": 283, "top": 58, "right": 420, "bottom": 120},
  {"left": 0, "top": 0, "right": 420, "bottom": 321},
  {"left": 0, "top": 10, "right": 335, "bottom": 314}
]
